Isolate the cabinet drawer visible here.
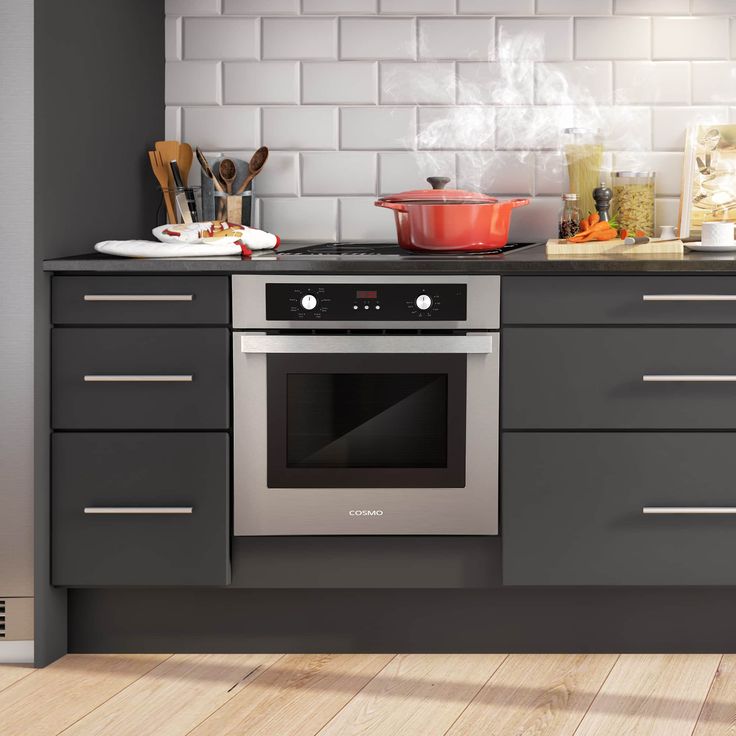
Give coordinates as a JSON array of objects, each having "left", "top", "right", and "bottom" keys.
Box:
[
  {"left": 504, "top": 327, "right": 736, "bottom": 429},
  {"left": 52, "top": 328, "right": 229, "bottom": 429},
  {"left": 52, "top": 276, "right": 229, "bottom": 325},
  {"left": 504, "top": 276, "right": 736, "bottom": 325},
  {"left": 503, "top": 433, "right": 736, "bottom": 585},
  {"left": 52, "top": 433, "right": 229, "bottom": 586}
]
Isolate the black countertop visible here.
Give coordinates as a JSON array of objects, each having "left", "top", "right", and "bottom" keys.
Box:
[{"left": 43, "top": 242, "right": 736, "bottom": 274}]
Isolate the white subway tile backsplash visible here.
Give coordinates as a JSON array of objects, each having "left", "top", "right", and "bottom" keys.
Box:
[
  {"left": 614, "top": 0, "right": 689, "bottom": 13},
  {"left": 379, "top": 0, "right": 455, "bottom": 13},
  {"left": 497, "top": 18, "right": 573, "bottom": 61},
  {"left": 508, "top": 196, "right": 559, "bottom": 242},
  {"left": 576, "top": 106, "right": 651, "bottom": 150},
  {"left": 304, "top": 0, "right": 377, "bottom": 12},
  {"left": 182, "top": 106, "right": 259, "bottom": 149},
  {"left": 458, "top": 0, "right": 533, "bottom": 13},
  {"left": 692, "top": 62, "right": 736, "bottom": 103},
  {"left": 224, "top": 62, "right": 299, "bottom": 104},
  {"left": 496, "top": 106, "right": 575, "bottom": 149},
  {"left": 223, "top": 0, "right": 299, "bottom": 13},
  {"left": 341, "top": 19, "right": 415, "bottom": 60},
  {"left": 457, "top": 151, "right": 534, "bottom": 194},
  {"left": 166, "top": 0, "right": 220, "bottom": 15},
  {"left": 248, "top": 152, "right": 299, "bottom": 195},
  {"left": 340, "top": 197, "right": 398, "bottom": 241},
  {"left": 534, "top": 152, "right": 566, "bottom": 195},
  {"left": 263, "top": 18, "right": 337, "bottom": 60},
  {"left": 612, "top": 151, "right": 684, "bottom": 197},
  {"left": 341, "top": 107, "right": 416, "bottom": 149},
  {"left": 381, "top": 62, "right": 455, "bottom": 104},
  {"left": 166, "top": 17, "right": 181, "bottom": 61},
  {"left": 302, "top": 152, "right": 377, "bottom": 194},
  {"left": 263, "top": 107, "right": 338, "bottom": 149},
  {"left": 303, "top": 62, "right": 378, "bottom": 103},
  {"left": 614, "top": 61, "right": 690, "bottom": 105},
  {"left": 653, "top": 17, "right": 730, "bottom": 60},
  {"left": 654, "top": 198, "right": 680, "bottom": 231},
  {"left": 457, "top": 62, "right": 534, "bottom": 104},
  {"left": 379, "top": 151, "right": 456, "bottom": 192},
  {"left": 260, "top": 197, "right": 338, "bottom": 240},
  {"left": 691, "top": 0, "right": 736, "bottom": 13},
  {"left": 652, "top": 106, "right": 729, "bottom": 150},
  {"left": 732, "top": 18, "right": 736, "bottom": 59},
  {"left": 535, "top": 62, "right": 612, "bottom": 105},
  {"left": 537, "top": 0, "right": 611, "bottom": 14},
  {"left": 418, "top": 18, "right": 495, "bottom": 60},
  {"left": 418, "top": 107, "right": 495, "bottom": 149},
  {"left": 183, "top": 18, "right": 258, "bottom": 60},
  {"left": 165, "top": 62, "right": 220, "bottom": 105},
  {"left": 575, "top": 17, "right": 650, "bottom": 60},
  {"left": 165, "top": 106, "right": 181, "bottom": 140}
]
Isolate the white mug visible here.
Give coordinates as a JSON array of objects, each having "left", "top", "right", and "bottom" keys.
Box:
[
  {"left": 659, "top": 225, "right": 677, "bottom": 239},
  {"left": 702, "top": 221, "right": 736, "bottom": 246}
]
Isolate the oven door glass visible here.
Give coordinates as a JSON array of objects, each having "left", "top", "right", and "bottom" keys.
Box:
[{"left": 267, "top": 353, "right": 466, "bottom": 488}]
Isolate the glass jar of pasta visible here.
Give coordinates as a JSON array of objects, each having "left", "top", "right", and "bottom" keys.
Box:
[
  {"left": 612, "top": 171, "right": 655, "bottom": 237},
  {"left": 562, "top": 128, "right": 604, "bottom": 221}
]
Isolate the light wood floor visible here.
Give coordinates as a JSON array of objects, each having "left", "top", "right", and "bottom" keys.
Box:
[{"left": 1, "top": 653, "right": 734, "bottom": 735}]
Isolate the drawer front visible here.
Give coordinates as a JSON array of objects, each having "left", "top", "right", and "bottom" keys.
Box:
[
  {"left": 52, "top": 328, "right": 229, "bottom": 429},
  {"left": 504, "top": 276, "right": 736, "bottom": 325},
  {"left": 504, "top": 327, "right": 736, "bottom": 429},
  {"left": 503, "top": 433, "right": 736, "bottom": 585},
  {"left": 52, "top": 433, "right": 229, "bottom": 586},
  {"left": 52, "top": 276, "right": 229, "bottom": 325}
]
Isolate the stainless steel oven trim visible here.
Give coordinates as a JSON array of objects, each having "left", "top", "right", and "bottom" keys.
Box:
[
  {"left": 232, "top": 331, "right": 499, "bottom": 536},
  {"left": 231, "top": 274, "right": 500, "bottom": 330}
]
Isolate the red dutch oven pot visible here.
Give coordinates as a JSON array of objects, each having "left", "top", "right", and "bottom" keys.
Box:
[{"left": 375, "top": 176, "right": 529, "bottom": 253}]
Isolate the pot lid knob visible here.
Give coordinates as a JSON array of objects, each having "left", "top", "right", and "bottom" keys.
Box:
[{"left": 426, "top": 176, "right": 451, "bottom": 190}]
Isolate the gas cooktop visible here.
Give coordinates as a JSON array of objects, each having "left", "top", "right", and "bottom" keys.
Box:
[{"left": 282, "top": 242, "right": 532, "bottom": 258}]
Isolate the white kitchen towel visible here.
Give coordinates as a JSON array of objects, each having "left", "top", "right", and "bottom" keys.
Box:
[{"left": 94, "top": 240, "right": 243, "bottom": 258}]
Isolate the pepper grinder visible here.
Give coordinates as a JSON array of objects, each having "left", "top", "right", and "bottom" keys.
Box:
[{"left": 593, "top": 182, "right": 612, "bottom": 222}]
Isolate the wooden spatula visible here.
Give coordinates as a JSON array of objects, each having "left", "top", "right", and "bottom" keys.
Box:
[
  {"left": 148, "top": 150, "right": 176, "bottom": 223},
  {"left": 155, "top": 140, "right": 181, "bottom": 192},
  {"left": 177, "top": 142, "right": 193, "bottom": 186}
]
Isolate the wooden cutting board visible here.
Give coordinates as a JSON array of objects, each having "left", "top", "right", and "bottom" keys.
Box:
[{"left": 546, "top": 238, "right": 684, "bottom": 255}]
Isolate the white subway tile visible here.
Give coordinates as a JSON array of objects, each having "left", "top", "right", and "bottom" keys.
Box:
[
  {"left": 304, "top": 0, "right": 377, "bottom": 12},
  {"left": 302, "top": 152, "right": 377, "bottom": 195},
  {"left": 732, "top": 18, "right": 736, "bottom": 60},
  {"left": 534, "top": 152, "right": 566, "bottom": 195},
  {"left": 223, "top": 0, "right": 298, "bottom": 13},
  {"left": 418, "top": 107, "right": 495, "bottom": 150},
  {"left": 612, "top": 151, "right": 684, "bottom": 197},
  {"left": 614, "top": 61, "right": 690, "bottom": 105},
  {"left": 263, "top": 18, "right": 337, "bottom": 60},
  {"left": 341, "top": 19, "right": 415, "bottom": 60},
  {"left": 535, "top": 61, "right": 612, "bottom": 105},
  {"left": 183, "top": 18, "right": 257, "bottom": 60},
  {"left": 458, "top": 0, "right": 533, "bottom": 14},
  {"left": 341, "top": 107, "right": 417, "bottom": 149},
  {"left": 496, "top": 106, "right": 575, "bottom": 150},
  {"left": 263, "top": 107, "right": 338, "bottom": 150},
  {"left": 576, "top": 106, "right": 651, "bottom": 150},
  {"left": 165, "top": 17, "right": 181, "bottom": 61},
  {"left": 166, "top": 0, "right": 220, "bottom": 15},
  {"left": 457, "top": 62, "right": 534, "bottom": 104},
  {"left": 303, "top": 62, "right": 378, "bottom": 104},
  {"left": 379, "top": 0, "right": 454, "bottom": 13},
  {"left": 653, "top": 17, "right": 730, "bottom": 61},
  {"left": 457, "top": 151, "right": 534, "bottom": 194},
  {"left": 340, "top": 198, "right": 398, "bottom": 241},
  {"left": 575, "top": 17, "right": 650, "bottom": 60},
  {"left": 182, "top": 106, "right": 259, "bottom": 149},
  {"left": 693, "top": 63, "right": 736, "bottom": 104},
  {"left": 165, "top": 62, "right": 220, "bottom": 105},
  {"left": 508, "top": 196, "right": 559, "bottom": 242},
  {"left": 250, "top": 152, "right": 298, "bottom": 196},
  {"left": 537, "top": 0, "right": 611, "bottom": 14},
  {"left": 165, "top": 106, "right": 181, "bottom": 140},
  {"left": 497, "top": 18, "right": 573, "bottom": 61},
  {"left": 224, "top": 62, "right": 298, "bottom": 104},
  {"left": 614, "top": 0, "right": 689, "bottom": 12},
  {"left": 260, "top": 197, "right": 338, "bottom": 241},
  {"left": 691, "top": 0, "right": 736, "bottom": 13},
  {"left": 381, "top": 62, "right": 455, "bottom": 104},
  {"left": 419, "top": 18, "right": 494, "bottom": 61},
  {"left": 731, "top": 106, "right": 736, "bottom": 123},
  {"left": 654, "top": 198, "right": 680, "bottom": 231},
  {"left": 652, "top": 106, "right": 729, "bottom": 150},
  {"left": 379, "top": 151, "right": 456, "bottom": 193}
]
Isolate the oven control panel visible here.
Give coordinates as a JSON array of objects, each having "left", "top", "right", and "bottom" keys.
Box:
[{"left": 265, "top": 283, "right": 467, "bottom": 321}]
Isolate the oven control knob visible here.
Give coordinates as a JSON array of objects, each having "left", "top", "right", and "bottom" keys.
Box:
[
  {"left": 415, "top": 294, "right": 432, "bottom": 311},
  {"left": 301, "top": 294, "right": 318, "bottom": 310}
]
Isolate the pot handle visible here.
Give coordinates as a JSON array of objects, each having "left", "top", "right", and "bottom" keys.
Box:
[
  {"left": 508, "top": 198, "right": 530, "bottom": 209},
  {"left": 375, "top": 200, "right": 406, "bottom": 212}
]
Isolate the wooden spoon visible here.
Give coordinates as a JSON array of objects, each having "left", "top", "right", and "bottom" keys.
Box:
[
  {"left": 148, "top": 150, "right": 176, "bottom": 223},
  {"left": 196, "top": 147, "right": 225, "bottom": 194},
  {"left": 236, "top": 146, "right": 269, "bottom": 194},
  {"left": 177, "top": 143, "right": 193, "bottom": 187},
  {"left": 219, "top": 158, "right": 237, "bottom": 193}
]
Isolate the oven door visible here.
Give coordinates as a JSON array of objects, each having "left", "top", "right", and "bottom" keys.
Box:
[{"left": 233, "top": 333, "right": 499, "bottom": 535}]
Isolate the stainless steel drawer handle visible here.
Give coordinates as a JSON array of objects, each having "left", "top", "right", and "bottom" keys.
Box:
[
  {"left": 643, "top": 295, "right": 736, "bottom": 302},
  {"left": 84, "top": 507, "right": 194, "bottom": 515},
  {"left": 83, "top": 375, "right": 193, "bottom": 382},
  {"left": 83, "top": 294, "right": 194, "bottom": 302},
  {"left": 643, "top": 375, "right": 736, "bottom": 382},
  {"left": 643, "top": 507, "right": 736, "bottom": 515}
]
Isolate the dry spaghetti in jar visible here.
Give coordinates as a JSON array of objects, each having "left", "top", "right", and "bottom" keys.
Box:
[{"left": 612, "top": 171, "right": 655, "bottom": 237}]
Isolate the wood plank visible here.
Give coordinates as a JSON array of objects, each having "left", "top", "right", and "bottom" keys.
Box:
[
  {"left": 574, "top": 653, "right": 720, "bottom": 736},
  {"left": 317, "top": 653, "right": 507, "bottom": 736},
  {"left": 0, "top": 654, "right": 169, "bottom": 736},
  {"left": 447, "top": 653, "right": 618, "bottom": 736},
  {"left": 61, "top": 653, "right": 282, "bottom": 736},
  {"left": 0, "top": 664, "right": 34, "bottom": 694},
  {"left": 189, "top": 653, "right": 394, "bottom": 736},
  {"left": 693, "top": 654, "right": 736, "bottom": 736}
]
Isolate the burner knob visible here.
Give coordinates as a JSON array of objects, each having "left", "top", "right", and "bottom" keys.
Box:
[
  {"left": 415, "top": 294, "right": 432, "bottom": 311},
  {"left": 301, "top": 294, "right": 318, "bottom": 311}
]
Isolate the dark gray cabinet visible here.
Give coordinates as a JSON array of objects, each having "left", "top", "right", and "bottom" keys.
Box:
[
  {"left": 52, "top": 433, "right": 230, "bottom": 586},
  {"left": 503, "top": 433, "right": 736, "bottom": 586}
]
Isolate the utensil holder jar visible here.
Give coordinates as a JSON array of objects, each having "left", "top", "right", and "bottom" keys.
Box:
[
  {"left": 212, "top": 188, "right": 254, "bottom": 226},
  {"left": 160, "top": 186, "right": 202, "bottom": 225}
]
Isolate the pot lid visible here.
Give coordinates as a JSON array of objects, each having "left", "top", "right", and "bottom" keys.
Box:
[{"left": 378, "top": 176, "right": 498, "bottom": 205}]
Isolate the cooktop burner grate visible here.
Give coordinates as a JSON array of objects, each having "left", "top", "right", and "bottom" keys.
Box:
[{"left": 284, "top": 242, "right": 527, "bottom": 257}]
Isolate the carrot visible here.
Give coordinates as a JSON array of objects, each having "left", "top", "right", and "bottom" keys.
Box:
[
  {"left": 588, "top": 213, "right": 600, "bottom": 227},
  {"left": 635, "top": 229, "right": 645, "bottom": 237},
  {"left": 619, "top": 229, "right": 628, "bottom": 239}
]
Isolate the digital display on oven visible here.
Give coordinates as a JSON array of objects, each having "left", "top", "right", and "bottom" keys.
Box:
[{"left": 356, "top": 290, "right": 377, "bottom": 299}]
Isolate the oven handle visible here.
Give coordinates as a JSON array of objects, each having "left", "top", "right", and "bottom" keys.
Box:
[{"left": 238, "top": 333, "right": 495, "bottom": 354}]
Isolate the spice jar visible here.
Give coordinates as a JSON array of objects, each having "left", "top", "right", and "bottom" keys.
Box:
[
  {"left": 562, "top": 128, "right": 604, "bottom": 220},
  {"left": 612, "top": 171, "right": 655, "bottom": 237},
  {"left": 558, "top": 193, "right": 581, "bottom": 239}
]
